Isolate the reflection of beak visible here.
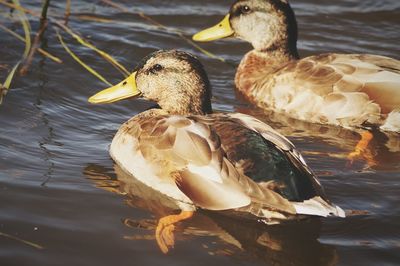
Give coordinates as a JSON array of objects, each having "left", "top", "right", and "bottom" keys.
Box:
[
  {"left": 88, "top": 72, "right": 141, "bottom": 104},
  {"left": 192, "top": 14, "right": 234, "bottom": 42}
]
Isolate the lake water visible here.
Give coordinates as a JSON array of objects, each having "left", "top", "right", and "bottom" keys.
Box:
[{"left": 0, "top": 0, "right": 399, "bottom": 265}]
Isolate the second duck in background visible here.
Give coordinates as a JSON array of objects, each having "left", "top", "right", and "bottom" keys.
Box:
[{"left": 193, "top": 0, "right": 400, "bottom": 132}]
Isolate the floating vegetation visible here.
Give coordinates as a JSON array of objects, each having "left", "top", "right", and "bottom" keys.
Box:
[
  {"left": 19, "top": 0, "right": 50, "bottom": 75},
  {"left": 64, "top": 0, "right": 70, "bottom": 24},
  {"left": 73, "top": 15, "right": 116, "bottom": 24},
  {"left": 100, "top": 0, "right": 227, "bottom": 63},
  {"left": 0, "top": 231, "right": 44, "bottom": 250},
  {"left": 14, "top": 0, "right": 31, "bottom": 59},
  {"left": 0, "top": 0, "right": 228, "bottom": 105},
  {"left": 0, "top": 63, "right": 20, "bottom": 104},
  {"left": 0, "top": 23, "right": 62, "bottom": 63},
  {"left": 56, "top": 28, "right": 112, "bottom": 86},
  {"left": 55, "top": 22, "right": 130, "bottom": 77},
  {"left": 0, "top": 0, "right": 31, "bottom": 104}
]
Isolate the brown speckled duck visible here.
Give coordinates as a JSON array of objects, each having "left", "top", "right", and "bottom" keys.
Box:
[
  {"left": 193, "top": 0, "right": 400, "bottom": 132},
  {"left": 88, "top": 50, "right": 344, "bottom": 253}
]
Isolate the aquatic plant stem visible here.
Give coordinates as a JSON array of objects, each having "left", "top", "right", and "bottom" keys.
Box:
[
  {"left": 0, "top": 23, "right": 62, "bottom": 63},
  {"left": 19, "top": 20, "right": 48, "bottom": 75},
  {"left": 64, "top": 0, "right": 70, "bottom": 25},
  {"left": 53, "top": 21, "right": 130, "bottom": 77},
  {"left": 11, "top": 0, "right": 31, "bottom": 59},
  {"left": 55, "top": 28, "right": 112, "bottom": 86},
  {"left": 0, "top": 0, "right": 31, "bottom": 104},
  {"left": 0, "top": 0, "right": 129, "bottom": 77},
  {"left": 19, "top": 0, "right": 50, "bottom": 75},
  {"left": 0, "top": 0, "right": 39, "bottom": 17},
  {"left": 100, "top": 0, "right": 228, "bottom": 63},
  {"left": 0, "top": 62, "right": 20, "bottom": 104},
  {"left": 0, "top": 231, "right": 44, "bottom": 250},
  {"left": 40, "top": 0, "right": 50, "bottom": 21}
]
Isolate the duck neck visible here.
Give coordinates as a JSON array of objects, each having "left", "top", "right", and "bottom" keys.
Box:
[
  {"left": 239, "top": 9, "right": 300, "bottom": 79},
  {"left": 260, "top": 44, "right": 299, "bottom": 63},
  {"left": 157, "top": 83, "right": 213, "bottom": 116},
  {"left": 259, "top": 39, "right": 299, "bottom": 61},
  {"left": 252, "top": 0, "right": 300, "bottom": 61},
  {"left": 235, "top": 49, "right": 296, "bottom": 95}
]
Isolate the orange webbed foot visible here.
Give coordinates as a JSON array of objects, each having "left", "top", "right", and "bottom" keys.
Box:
[
  {"left": 347, "top": 131, "right": 376, "bottom": 167},
  {"left": 155, "top": 211, "right": 194, "bottom": 254}
]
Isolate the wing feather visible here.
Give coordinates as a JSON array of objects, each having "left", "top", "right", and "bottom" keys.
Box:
[
  {"left": 265, "top": 53, "right": 400, "bottom": 125},
  {"left": 133, "top": 114, "right": 299, "bottom": 213},
  {"left": 225, "top": 113, "right": 327, "bottom": 200},
  {"left": 114, "top": 112, "right": 340, "bottom": 215}
]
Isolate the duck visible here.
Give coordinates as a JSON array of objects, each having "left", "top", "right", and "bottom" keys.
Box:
[
  {"left": 192, "top": 0, "right": 400, "bottom": 132},
  {"left": 88, "top": 50, "right": 344, "bottom": 253}
]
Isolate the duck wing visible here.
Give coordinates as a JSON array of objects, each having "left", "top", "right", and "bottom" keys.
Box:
[
  {"left": 352, "top": 54, "right": 400, "bottom": 113},
  {"left": 190, "top": 113, "right": 343, "bottom": 217},
  {"left": 115, "top": 113, "right": 342, "bottom": 217},
  {"left": 212, "top": 113, "right": 327, "bottom": 202},
  {"left": 276, "top": 53, "right": 400, "bottom": 115},
  {"left": 120, "top": 114, "right": 299, "bottom": 213}
]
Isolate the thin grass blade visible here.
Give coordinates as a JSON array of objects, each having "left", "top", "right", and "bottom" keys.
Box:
[
  {"left": 0, "top": 0, "right": 32, "bottom": 105},
  {"left": 0, "top": 61, "right": 20, "bottom": 104},
  {"left": 57, "top": 24, "right": 129, "bottom": 77},
  {"left": 56, "top": 28, "right": 112, "bottom": 86},
  {"left": 3, "top": 61, "right": 21, "bottom": 89},
  {"left": 0, "top": 23, "right": 62, "bottom": 63},
  {"left": 101, "top": 0, "right": 227, "bottom": 64},
  {"left": 12, "top": 0, "right": 31, "bottom": 59},
  {"left": 0, "top": 231, "right": 44, "bottom": 250},
  {"left": 74, "top": 15, "right": 115, "bottom": 23},
  {"left": 0, "top": 0, "right": 128, "bottom": 77}
]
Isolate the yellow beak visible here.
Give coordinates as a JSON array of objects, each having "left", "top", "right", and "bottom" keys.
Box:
[
  {"left": 88, "top": 72, "right": 141, "bottom": 104},
  {"left": 192, "top": 14, "right": 234, "bottom": 42}
]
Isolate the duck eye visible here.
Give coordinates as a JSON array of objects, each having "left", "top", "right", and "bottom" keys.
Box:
[
  {"left": 240, "top": 5, "right": 251, "bottom": 14},
  {"left": 150, "top": 64, "right": 163, "bottom": 74}
]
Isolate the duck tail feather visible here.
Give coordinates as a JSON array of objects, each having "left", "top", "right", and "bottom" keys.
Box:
[
  {"left": 380, "top": 109, "right": 400, "bottom": 132},
  {"left": 292, "top": 196, "right": 345, "bottom": 218}
]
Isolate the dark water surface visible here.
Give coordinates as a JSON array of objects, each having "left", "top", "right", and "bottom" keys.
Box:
[{"left": 1, "top": 0, "right": 400, "bottom": 265}]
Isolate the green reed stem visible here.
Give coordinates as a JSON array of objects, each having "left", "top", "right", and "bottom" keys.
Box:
[
  {"left": 0, "top": 231, "right": 44, "bottom": 250},
  {"left": 0, "top": 0, "right": 31, "bottom": 104},
  {"left": 56, "top": 28, "right": 112, "bottom": 86},
  {"left": 100, "top": 0, "right": 228, "bottom": 63},
  {"left": 0, "top": 23, "right": 62, "bottom": 63},
  {"left": 0, "top": 0, "right": 129, "bottom": 78}
]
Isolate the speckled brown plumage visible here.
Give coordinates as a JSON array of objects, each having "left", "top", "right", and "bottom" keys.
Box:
[
  {"left": 209, "top": 0, "right": 400, "bottom": 131},
  {"left": 236, "top": 52, "right": 400, "bottom": 129},
  {"left": 105, "top": 50, "right": 344, "bottom": 221}
]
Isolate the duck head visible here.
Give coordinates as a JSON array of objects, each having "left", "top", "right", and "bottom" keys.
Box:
[
  {"left": 89, "top": 50, "right": 212, "bottom": 115},
  {"left": 193, "top": 0, "right": 298, "bottom": 57}
]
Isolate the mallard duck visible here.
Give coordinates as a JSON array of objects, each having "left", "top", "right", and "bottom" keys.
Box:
[
  {"left": 88, "top": 50, "right": 344, "bottom": 253},
  {"left": 193, "top": 0, "right": 400, "bottom": 132}
]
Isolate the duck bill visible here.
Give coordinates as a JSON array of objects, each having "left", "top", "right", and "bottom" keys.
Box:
[
  {"left": 88, "top": 72, "right": 141, "bottom": 104},
  {"left": 192, "top": 14, "right": 234, "bottom": 42}
]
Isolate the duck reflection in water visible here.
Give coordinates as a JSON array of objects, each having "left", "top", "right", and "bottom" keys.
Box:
[{"left": 84, "top": 163, "right": 338, "bottom": 265}]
